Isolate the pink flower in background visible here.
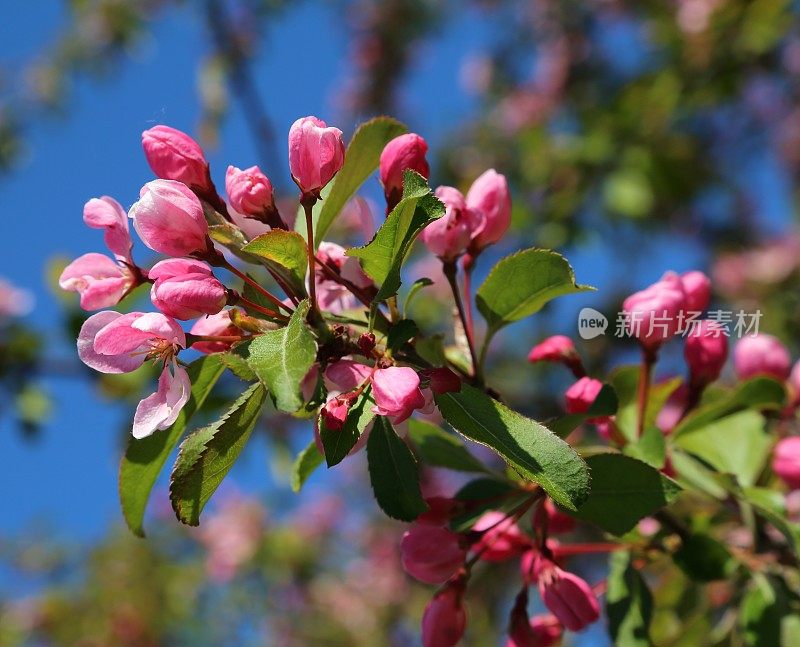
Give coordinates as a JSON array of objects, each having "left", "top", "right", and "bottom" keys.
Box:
[
  {"left": 543, "top": 498, "right": 576, "bottom": 534},
  {"left": 59, "top": 253, "right": 137, "bottom": 310},
  {"left": 288, "top": 116, "right": 345, "bottom": 195},
  {"left": 466, "top": 169, "right": 511, "bottom": 251},
  {"left": 83, "top": 196, "right": 133, "bottom": 262},
  {"left": 149, "top": 258, "right": 227, "bottom": 320},
  {"left": 656, "top": 383, "right": 689, "bottom": 434},
  {"left": 339, "top": 196, "right": 375, "bottom": 240},
  {"left": 773, "top": 437, "right": 800, "bottom": 490},
  {"left": 141, "top": 125, "right": 212, "bottom": 192},
  {"left": 190, "top": 310, "right": 240, "bottom": 353},
  {"left": 419, "top": 186, "right": 479, "bottom": 261},
  {"left": 371, "top": 366, "right": 426, "bottom": 423},
  {"left": 198, "top": 496, "right": 265, "bottom": 582},
  {"left": 315, "top": 241, "right": 373, "bottom": 314},
  {"left": 684, "top": 319, "right": 728, "bottom": 385},
  {"left": 0, "top": 278, "right": 34, "bottom": 318},
  {"left": 679, "top": 270, "right": 711, "bottom": 313},
  {"left": 400, "top": 523, "right": 466, "bottom": 584},
  {"left": 380, "top": 133, "right": 430, "bottom": 210},
  {"left": 733, "top": 334, "right": 791, "bottom": 381},
  {"left": 324, "top": 358, "right": 373, "bottom": 395},
  {"left": 129, "top": 180, "right": 210, "bottom": 257},
  {"left": 421, "top": 581, "right": 467, "bottom": 647},
  {"left": 622, "top": 274, "right": 686, "bottom": 348},
  {"left": 564, "top": 377, "right": 603, "bottom": 415}
]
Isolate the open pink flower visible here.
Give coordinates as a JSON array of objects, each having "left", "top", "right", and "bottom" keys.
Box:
[
  {"left": 190, "top": 310, "right": 241, "bottom": 354},
  {"left": 288, "top": 116, "right": 345, "bottom": 195},
  {"left": 129, "top": 179, "right": 210, "bottom": 257},
  {"left": 142, "top": 125, "right": 212, "bottom": 192},
  {"left": 60, "top": 253, "right": 137, "bottom": 310},
  {"left": 78, "top": 311, "right": 189, "bottom": 438},
  {"left": 466, "top": 169, "right": 511, "bottom": 251},
  {"left": 149, "top": 258, "right": 227, "bottom": 320},
  {"left": 419, "top": 186, "right": 480, "bottom": 261},
  {"left": 371, "top": 366, "right": 426, "bottom": 424},
  {"left": 83, "top": 196, "right": 133, "bottom": 263}
]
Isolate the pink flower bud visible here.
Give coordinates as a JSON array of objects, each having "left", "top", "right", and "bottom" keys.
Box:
[
  {"left": 472, "top": 511, "right": 531, "bottom": 561},
  {"left": 564, "top": 377, "right": 603, "bottom": 415},
  {"left": 288, "top": 116, "right": 345, "bottom": 195},
  {"left": 400, "top": 523, "right": 466, "bottom": 584},
  {"left": 141, "top": 125, "right": 211, "bottom": 192},
  {"left": 507, "top": 597, "right": 562, "bottom": 647},
  {"left": 422, "top": 367, "right": 462, "bottom": 395},
  {"left": 679, "top": 270, "right": 711, "bottom": 312},
  {"left": 83, "top": 196, "right": 133, "bottom": 262},
  {"left": 419, "top": 186, "right": 480, "bottom": 261},
  {"left": 734, "top": 334, "right": 792, "bottom": 381},
  {"left": 528, "top": 335, "right": 576, "bottom": 363},
  {"left": 684, "top": 319, "right": 728, "bottom": 385},
  {"left": 622, "top": 274, "right": 686, "bottom": 348},
  {"left": 422, "top": 582, "right": 467, "bottom": 647},
  {"left": 379, "top": 133, "right": 430, "bottom": 210},
  {"left": 790, "top": 361, "right": 800, "bottom": 405},
  {"left": 535, "top": 558, "right": 600, "bottom": 632},
  {"left": 543, "top": 498, "right": 576, "bottom": 534},
  {"left": 466, "top": 169, "right": 511, "bottom": 251},
  {"left": 773, "top": 437, "right": 800, "bottom": 490},
  {"left": 321, "top": 397, "right": 351, "bottom": 431},
  {"left": 323, "top": 359, "right": 373, "bottom": 394},
  {"left": 358, "top": 332, "right": 376, "bottom": 355},
  {"left": 149, "top": 258, "right": 227, "bottom": 320},
  {"left": 371, "top": 366, "right": 426, "bottom": 424},
  {"left": 59, "top": 253, "right": 136, "bottom": 310},
  {"left": 225, "top": 165, "right": 281, "bottom": 224},
  {"left": 190, "top": 310, "right": 240, "bottom": 353},
  {"left": 656, "top": 383, "right": 688, "bottom": 434},
  {"left": 129, "top": 180, "right": 209, "bottom": 257}
]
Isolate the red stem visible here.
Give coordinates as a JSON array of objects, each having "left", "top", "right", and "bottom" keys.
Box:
[
  {"left": 222, "top": 260, "right": 293, "bottom": 314},
  {"left": 443, "top": 261, "right": 480, "bottom": 381},
  {"left": 238, "top": 295, "right": 289, "bottom": 321},
  {"left": 636, "top": 347, "right": 657, "bottom": 438},
  {"left": 302, "top": 198, "right": 318, "bottom": 312}
]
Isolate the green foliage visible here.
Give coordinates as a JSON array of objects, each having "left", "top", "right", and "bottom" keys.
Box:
[
  {"left": 673, "top": 533, "right": 737, "bottom": 582},
  {"left": 119, "top": 354, "right": 225, "bottom": 537},
  {"left": 348, "top": 171, "right": 444, "bottom": 301},
  {"left": 612, "top": 367, "right": 681, "bottom": 441},
  {"left": 624, "top": 425, "right": 667, "bottom": 469},
  {"left": 170, "top": 383, "right": 267, "bottom": 525},
  {"left": 407, "top": 418, "right": 488, "bottom": 473},
  {"left": 245, "top": 300, "right": 317, "bottom": 412},
  {"left": 606, "top": 550, "right": 654, "bottom": 646},
  {"left": 319, "top": 390, "right": 375, "bottom": 467},
  {"left": 242, "top": 229, "right": 309, "bottom": 297},
  {"left": 315, "top": 116, "right": 408, "bottom": 240},
  {"left": 386, "top": 318, "right": 418, "bottom": 352},
  {"left": 291, "top": 440, "right": 324, "bottom": 493},
  {"left": 435, "top": 384, "right": 590, "bottom": 511},
  {"left": 568, "top": 453, "right": 681, "bottom": 534},
  {"left": 366, "top": 416, "right": 428, "bottom": 521}
]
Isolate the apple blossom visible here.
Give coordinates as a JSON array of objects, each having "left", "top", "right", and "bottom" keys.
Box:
[
  {"left": 141, "top": 125, "right": 212, "bottom": 193},
  {"left": 149, "top": 258, "right": 227, "bottom": 320},
  {"left": 288, "top": 116, "right": 345, "bottom": 195}
]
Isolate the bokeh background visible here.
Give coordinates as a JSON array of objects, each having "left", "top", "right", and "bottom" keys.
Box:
[{"left": 2, "top": 1, "right": 799, "bottom": 645}]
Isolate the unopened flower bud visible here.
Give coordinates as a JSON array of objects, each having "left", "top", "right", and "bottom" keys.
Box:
[
  {"left": 380, "top": 133, "right": 430, "bottom": 211},
  {"left": 149, "top": 258, "right": 227, "bottom": 320},
  {"left": 288, "top": 116, "right": 345, "bottom": 196},
  {"left": 466, "top": 169, "right": 511, "bottom": 252},
  {"left": 684, "top": 319, "right": 728, "bottom": 385},
  {"left": 141, "top": 125, "right": 212, "bottom": 192},
  {"left": 773, "top": 437, "right": 800, "bottom": 490},
  {"left": 421, "top": 580, "right": 467, "bottom": 647},
  {"left": 734, "top": 334, "right": 791, "bottom": 381},
  {"left": 400, "top": 523, "right": 466, "bottom": 584}
]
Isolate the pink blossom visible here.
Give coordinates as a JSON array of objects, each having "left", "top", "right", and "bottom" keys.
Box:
[
  {"left": 0, "top": 278, "right": 33, "bottom": 318},
  {"left": 656, "top": 383, "right": 688, "bottom": 434},
  {"left": 684, "top": 319, "right": 728, "bottom": 385},
  {"left": 83, "top": 196, "right": 133, "bottom": 262},
  {"left": 198, "top": 496, "right": 265, "bottom": 582},
  {"left": 379, "top": 133, "right": 430, "bottom": 210},
  {"left": 400, "top": 523, "right": 466, "bottom": 584},
  {"left": 59, "top": 253, "right": 136, "bottom": 310},
  {"left": 190, "top": 310, "right": 240, "bottom": 353},
  {"left": 472, "top": 511, "right": 531, "bottom": 561},
  {"left": 790, "top": 361, "right": 800, "bottom": 405},
  {"left": 141, "top": 125, "right": 211, "bottom": 192},
  {"left": 564, "top": 377, "right": 603, "bottom": 415},
  {"left": 225, "top": 165, "right": 283, "bottom": 228},
  {"left": 421, "top": 582, "right": 467, "bottom": 647},
  {"left": 679, "top": 270, "right": 711, "bottom": 313},
  {"left": 129, "top": 179, "right": 209, "bottom": 257},
  {"left": 288, "top": 116, "right": 345, "bottom": 195},
  {"left": 622, "top": 274, "right": 686, "bottom": 348},
  {"left": 132, "top": 361, "right": 191, "bottom": 439},
  {"left": 339, "top": 196, "right": 375, "bottom": 240},
  {"left": 535, "top": 557, "right": 600, "bottom": 632},
  {"left": 734, "top": 334, "right": 791, "bottom": 381},
  {"left": 528, "top": 335, "right": 576, "bottom": 363},
  {"left": 419, "top": 186, "right": 479, "bottom": 261},
  {"left": 149, "top": 258, "right": 227, "bottom": 320},
  {"left": 321, "top": 397, "right": 351, "bottom": 431},
  {"left": 543, "top": 498, "right": 576, "bottom": 534},
  {"left": 773, "top": 437, "right": 800, "bottom": 490},
  {"left": 315, "top": 241, "right": 373, "bottom": 314},
  {"left": 371, "top": 366, "right": 426, "bottom": 424},
  {"left": 317, "top": 241, "right": 373, "bottom": 289},
  {"left": 324, "top": 359, "right": 373, "bottom": 394},
  {"left": 466, "top": 169, "right": 511, "bottom": 251}
]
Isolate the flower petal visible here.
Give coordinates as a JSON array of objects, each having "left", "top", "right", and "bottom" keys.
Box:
[{"left": 132, "top": 363, "right": 191, "bottom": 439}]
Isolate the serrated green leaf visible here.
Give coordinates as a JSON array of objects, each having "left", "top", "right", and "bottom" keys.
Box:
[
  {"left": 219, "top": 350, "right": 258, "bottom": 381},
  {"left": 347, "top": 170, "right": 444, "bottom": 301},
  {"left": 386, "top": 319, "right": 418, "bottom": 352},
  {"left": 315, "top": 116, "right": 408, "bottom": 241},
  {"left": 606, "top": 550, "right": 654, "bottom": 646},
  {"left": 319, "top": 390, "right": 375, "bottom": 467},
  {"left": 169, "top": 383, "right": 267, "bottom": 525},
  {"left": 290, "top": 440, "right": 324, "bottom": 493},
  {"left": 242, "top": 229, "right": 308, "bottom": 297},
  {"left": 435, "top": 384, "right": 590, "bottom": 511},
  {"left": 366, "top": 416, "right": 428, "bottom": 521},
  {"left": 119, "top": 354, "right": 225, "bottom": 537},
  {"left": 568, "top": 453, "right": 681, "bottom": 535},
  {"left": 407, "top": 418, "right": 489, "bottom": 474},
  {"left": 245, "top": 300, "right": 317, "bottom": 412},
  {"left": 476, "top": 249, "right": 593, "bottom": 337}
]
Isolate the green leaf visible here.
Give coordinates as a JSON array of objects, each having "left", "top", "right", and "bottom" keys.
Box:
[
  {"left": 403, "top": 277, "right": 433, "bottom": 316},
  {"left": 119, "top": 355, "right": 225, "bottom": 537},
  {"left": 407, "top": 418, "right": 489, "bottom": 474},
  {"left": 435, "top": 384, "right": 590, "bottom": 510},
  {"left": 348, "top": 171, "right": 444, "bottom": 301},
  {"left": 673, "top": 533, "right": 737, "bottom": 582},
  {"left": 673, "top": 377, "right": 786, "bottom": 438},
  {"left": 169, "top": 383, "right": 267, "bottom": 525},
  {"left": 219, "top": 350, "right": 258, "bottom": 381},
  {"left": 624, "top": 425, "right": 666, "bottom": 469},
  {"left": 476, "top": 249, "right": 593, "bottom": 337},
  {"left": 290, "top": 440, "right": 324, "bottom": 493},
  {"left": 245, "top": 300, "right": 317, "bottom": 412},
  {"left": 606, "top": 550, "right": 653, "bottom": 647},
  {"left": 670, "top": 450, "right": 729, "bottom": 500},
  {"left": 741, "top": 575, "right": 791, "bottom": 647},
  {"left": 242, "top": 229, "right": 308, "bottom": 297},
  {"left": 450, "top": 479, "right": 528, "bottom": 533},
  {"left": 673, "top": 411, "right": 772, "bottom": 486},
  {"left": 366, "top": 416, "right": 428, "bottom": 521},
  {"left": 740, "top": 487, "right": 800, "bottom": 554},
  {"left": 315, "top": 116, "right": 407, "bottom": 241},
  {"left": 386, "top": 319, "right": 419, "bottom": 352},
  {"left": 569, "top": 453, "right": 681, "bottom": 535},
  {"left": 319, "top": 390, "right": 375, "bottom": 467}
]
